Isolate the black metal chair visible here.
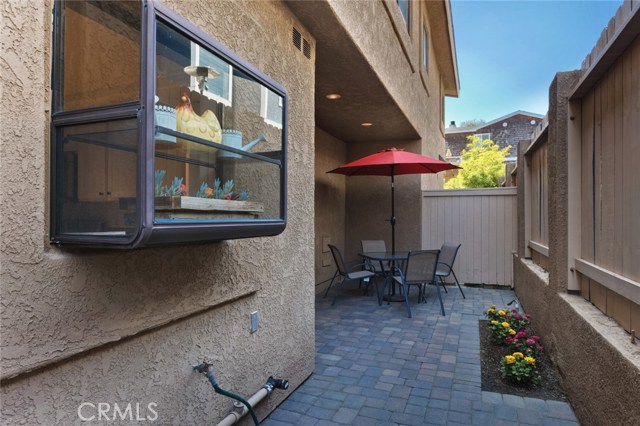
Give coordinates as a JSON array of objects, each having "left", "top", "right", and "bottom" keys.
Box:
[
  {"left": 325, "top": 245, "right": 376, "bottom": 303},
  {"left": 436, "top": 242, "right": 465, "bottom": 299},
  {"left": 361, "top": 239, "right": 390, "bottom": 278},
  {"left": 387, "top": 249, "right": 443, "bottom": 318}
]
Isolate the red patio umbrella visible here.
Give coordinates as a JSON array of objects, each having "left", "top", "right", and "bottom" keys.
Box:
[{"left": 327, "top": 148, "right": 460, "bottom": 254}]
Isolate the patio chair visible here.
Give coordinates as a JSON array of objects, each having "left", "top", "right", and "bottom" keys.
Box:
[
  {"left": 387, "top": 249, "right": 444, "bottom": 318},
  {"left": 435, "top": 242, "right": 465, "bottom": 299},
  {"left": 361, "top": 239, "right": 390, "bottom": 277},
  {"left": 325, "top": 245, "right": 377, "bottom": 304}
]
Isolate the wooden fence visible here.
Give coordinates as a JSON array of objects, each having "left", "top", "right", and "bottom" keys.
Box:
[
  {"left": 572, "top": 32, "right": 640, "bottom": 332},
  {"left": 524, "top": 127, "right": 549, "bottom": 270},
  {"left": 422, "top": 188, "right": 517, "bottom": 286}
]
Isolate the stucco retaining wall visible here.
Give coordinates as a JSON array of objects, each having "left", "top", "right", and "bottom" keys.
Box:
[{"left": 514, "top": 256, "right": 640, "bottom": 426}]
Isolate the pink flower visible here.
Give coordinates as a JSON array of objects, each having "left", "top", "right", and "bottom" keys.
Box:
[
  {"left": 515, "top": 314, "right": 523, "bottom": 320},
  {"left": 532, "top": 335, "right": 540, "bottom": 342},
  {"left": 526, "top": 338, "right": 536, "bottom": 346}
]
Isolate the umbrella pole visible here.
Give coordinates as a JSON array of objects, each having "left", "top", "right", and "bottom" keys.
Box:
[{"left": 390, "top": 168, "right": 396, "bottom": 256}]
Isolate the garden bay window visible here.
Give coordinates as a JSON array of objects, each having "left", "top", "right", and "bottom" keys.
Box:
[{"left": 51, "top": 0, "right": 287, "bottom": 248}]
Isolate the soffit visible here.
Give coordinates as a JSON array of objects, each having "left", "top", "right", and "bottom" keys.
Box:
[{"left": 286, "top": 1, "right": 420, "bottom": 143}]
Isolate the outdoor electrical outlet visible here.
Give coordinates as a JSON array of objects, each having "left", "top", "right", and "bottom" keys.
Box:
[{"left": 250, "top": 311, "right": 259, "bottom": 333}]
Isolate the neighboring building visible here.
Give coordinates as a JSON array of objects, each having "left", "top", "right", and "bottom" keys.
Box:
[
  {"left": 513, "top": 2, "right": 640, "bottom": 425},
  {"left": 0, "top": 1, "right": 457, "bottom": 424},
  {"left": 445, "top": 110, "right": 544, "bottom": 185}
]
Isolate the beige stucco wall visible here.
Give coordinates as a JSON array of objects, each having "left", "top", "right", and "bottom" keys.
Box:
[
  {"left": 314, "top": 128, "right": 346, "bottom": 288},
  {"left": 513, "top": 257, "right": 640, "bottom": 426},
  {"left": 312, "top": 0, "right": 450, "bottom": 267},
  {"left": 0, "top": 0, "right": 315, "bottom": 424}
]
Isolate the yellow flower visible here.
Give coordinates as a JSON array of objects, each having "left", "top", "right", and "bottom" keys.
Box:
[
  {"left": 498, "top": 310, "right": 506, "bottom": 316},
  {"left": 513, "top": 352, "right": 524, "bottom": 359},
  {"left": 525, "top": 356, "right": 536, "bottom": 365},
  {"left": 509, "top": 329, "right": 516, "bottom": 335},
  {"left": 491, "top": 320, "right": 498, "bottom": 325},
  {"left": 502, "top": 322, "right": 510, "bottom": 328},
  {"left": 487, "top": 308, "right": 495, "bottom": 314},
  {"left": 505, "top": 355, "right": 516, "bottom": 364}
]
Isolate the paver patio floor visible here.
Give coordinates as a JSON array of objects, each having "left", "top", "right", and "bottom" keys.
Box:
[{"left": 263, "top": 284, "right": 580, "bottom": 426}]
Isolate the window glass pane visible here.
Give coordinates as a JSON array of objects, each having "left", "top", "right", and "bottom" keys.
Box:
[
  {"left": 154, "top": 21, "right": 284, "bottom": 223},
  {"left": 55, "top": 1, "right": 141, "bottom": 111},
  {"left": 397, "top": 0, "right": 410, "bottom": 29},
  {"left": 422, "top": 26, "right": 428, "bottom": 69},
  {"left": 56, "top": 119, "right": 138, "bottom": 238}
]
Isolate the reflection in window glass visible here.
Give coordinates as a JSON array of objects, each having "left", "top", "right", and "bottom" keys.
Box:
[
  {"left": 154, "top": 20, "right": 284, "bottom": 223},
  {"left": 261, "top": 87, "right": 284, "bottom": 129},
  {"left": 55, "top": 119, "right": 138, "bottom": 238},
  {"left": 55, "top": 0, "right": 141, "bottom": 111},
  {"left": 190, "top": 43, "right": 233, "bottom": 105}
]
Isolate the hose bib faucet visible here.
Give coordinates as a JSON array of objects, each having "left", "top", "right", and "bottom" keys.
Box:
[{"left": 193, "top": 358, "right": 289, "bottom": 426}]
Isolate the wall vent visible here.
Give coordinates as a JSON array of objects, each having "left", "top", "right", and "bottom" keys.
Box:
[
  {"left": 292, "top": 27, "right": 302, "bottom": 50},
  {"left": 303, "top": 39, "right": 311, "bottom": 59},
  {"left": 292, "top": 27, "right": 311, "bottom": 60}
]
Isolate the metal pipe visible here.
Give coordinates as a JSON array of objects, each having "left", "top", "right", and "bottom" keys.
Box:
[
  {"left": 215, "top": 387, "right": 269, "bottom": 426},
  {"left": 193, "top": 360, "right": 260, "bottom": 425},
  {"left": 216, "top": 377, "right": 289, "bottom": 426},
  {"left": 194, "top": 359, "right": 289, "bottom": 426}
]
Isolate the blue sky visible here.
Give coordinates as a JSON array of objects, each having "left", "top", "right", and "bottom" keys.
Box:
[{"left": 445, "top": 0, "right": 623, "bottom": 126}]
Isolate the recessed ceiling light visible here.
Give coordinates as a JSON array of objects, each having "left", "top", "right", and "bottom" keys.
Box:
[
  {"left": 361, "top": 122, "right": 373, "bottom": 127},
  {"left": 326, "top": 93, "right": 341, "bottom": 100}
]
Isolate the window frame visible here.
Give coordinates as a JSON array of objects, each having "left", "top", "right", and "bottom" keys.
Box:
[
  {"left": 473, "top": 133, "right": 492, "bottom": 142},
  {"left": 50, "top": 0, "right": 288, "bottom": 248}
]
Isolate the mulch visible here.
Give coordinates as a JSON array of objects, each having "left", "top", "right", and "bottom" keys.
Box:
[{"left": 479, "top": 320, "right": 568, "bottom": 401}]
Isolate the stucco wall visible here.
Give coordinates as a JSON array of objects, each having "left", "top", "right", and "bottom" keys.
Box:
[
  {"left": 313, "top": 0, "right": 449, "bottom": 262},
  {"left": 514, "top": 257, "right": 640, "bottom": 426},
  {"left": 1, "top": 0, "right": 315, "bottom": 424},
  {"left": 314, "top": 128, "right": 346, "bottom": 287}
]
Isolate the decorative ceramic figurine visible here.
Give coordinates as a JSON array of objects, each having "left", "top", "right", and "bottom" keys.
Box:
[{"left": 175, "top": 94, "right": 222, "bottom": 144}]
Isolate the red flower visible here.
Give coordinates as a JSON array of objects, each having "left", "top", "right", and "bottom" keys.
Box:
[{"left": 179, "top": 183, "right": 187, "bottom": 194}]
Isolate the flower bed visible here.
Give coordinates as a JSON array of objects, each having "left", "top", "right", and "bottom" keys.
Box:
[{"left": 479, "top": 304, "right": 568, "bottom": 400}]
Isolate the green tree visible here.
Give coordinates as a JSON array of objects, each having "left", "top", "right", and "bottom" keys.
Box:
[
  {"left": 445, "top": 136, "right": 511, "bottom": 189},
  {"left": 459, "top": 118, "right": 486, "bottom": 128}
]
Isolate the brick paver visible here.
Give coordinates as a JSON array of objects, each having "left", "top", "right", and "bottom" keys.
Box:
[{"left": 263, "top": 285, "right": 580, "bottom": 426}]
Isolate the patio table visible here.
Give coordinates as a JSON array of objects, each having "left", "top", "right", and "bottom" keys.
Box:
[{"left": 359, "top": 251, "right": 410, "bottom": 304}]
